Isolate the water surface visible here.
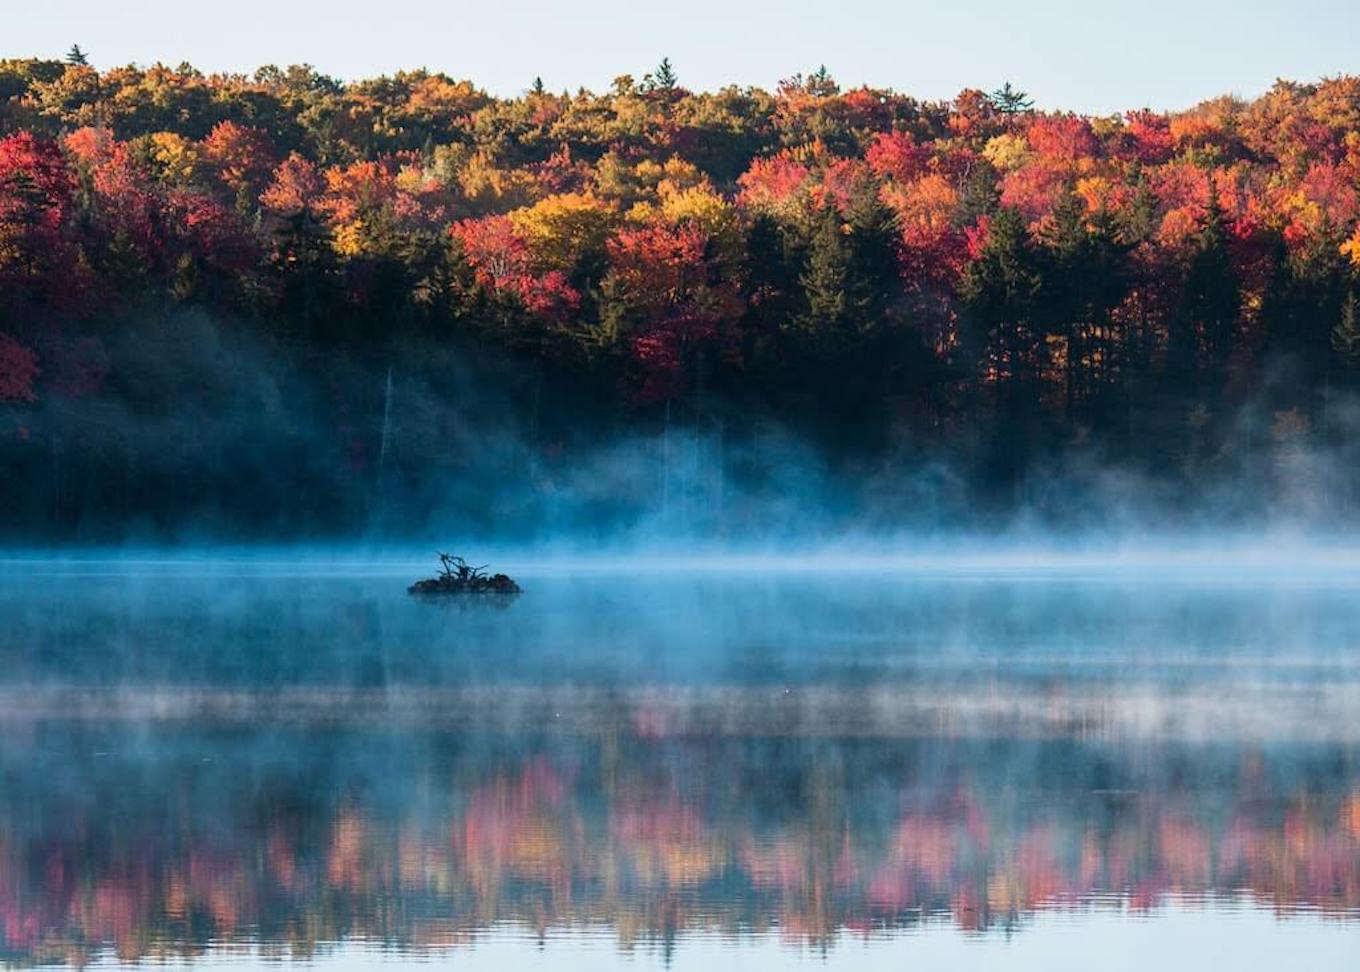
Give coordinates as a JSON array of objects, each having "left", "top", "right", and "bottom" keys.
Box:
[{"left": 1, "top": 560, "right": 1357, "bottom": 967}]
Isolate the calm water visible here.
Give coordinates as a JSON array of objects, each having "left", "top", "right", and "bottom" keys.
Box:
[{"left": 1, "top": 559, "right": 1358, "bottom": 968}]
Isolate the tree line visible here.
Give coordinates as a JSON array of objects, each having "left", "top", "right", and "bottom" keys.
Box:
[{"left": 3, "top": 54, "right": 1360, "bottom": 527}]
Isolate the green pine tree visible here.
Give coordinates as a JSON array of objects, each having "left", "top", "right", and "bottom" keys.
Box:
[
  {"left": 989, "top": 82, "right": 1033, "bottom": 115},
  {"left": 652, "top": 57, "right": 677, "bottom": 90},
  {"left": 1334, "top": 291, "right": 1360, "bottom": 366},
  {"left": 1169, "top": 196, "right": 1239, "bottom": 394},
  {"left": 797, "top": 211, "right": 850, "bottom": 339},
  {"left": 960, "top": 206, "right": 1044, "bottom": 384}
]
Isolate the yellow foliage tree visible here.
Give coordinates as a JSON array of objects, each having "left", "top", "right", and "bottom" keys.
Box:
[
  {"left": 509, "top": 192, "right": 616, "bottom": 270},
  {"left": 148, "top": 132, "right": 200, "bottom": 185},
  {"left": 456, "top": 151, "right": 542, "bottom": 214},
  {"left": 1343, "top": 225, "right": 1360, "bottom": 268},
  {"left": 982, "top": 133, "right": 1031, "bottom": 172}
]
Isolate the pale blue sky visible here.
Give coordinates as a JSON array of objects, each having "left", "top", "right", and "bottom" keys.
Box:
[{"left": 8, "top": 0, "right": 1359, "bottom": 113}]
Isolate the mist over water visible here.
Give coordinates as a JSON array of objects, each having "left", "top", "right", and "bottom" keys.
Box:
[{"left": 7, "top": 310, "right": 1360, "bottom": 548}]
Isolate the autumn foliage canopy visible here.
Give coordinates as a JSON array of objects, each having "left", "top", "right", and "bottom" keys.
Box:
[{"left": 2, "top": 57, "right": 1359, "bottom": 449}]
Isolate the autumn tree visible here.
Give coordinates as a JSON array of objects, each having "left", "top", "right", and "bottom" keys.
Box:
[
  {"left": 200, "top": 121, "right": 277, "bottom": 208},
  {"left": 450, "top": 214, "right": 579, "bottom": 333},
  {"left": 261, "top": 153, "right": 335, "bottom": 328},
  {"left": 0, "top": 132, "right": 77, "bottom": 304},
  {"left": 600, "top": 220, "right": 732, "bottom": 402}
]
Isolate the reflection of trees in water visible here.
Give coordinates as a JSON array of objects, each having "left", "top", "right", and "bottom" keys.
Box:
[{"left": 0, "top": 732, "right": 1357, "bottom": 965}]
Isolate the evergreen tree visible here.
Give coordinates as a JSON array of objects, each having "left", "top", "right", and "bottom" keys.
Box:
[
  {"left": 988, "top": 82, "right": 1033, "bottom": 115},
  {"left": 65, "top": 45, "right": 89, "bottom": 66},
  {"left": 1119, "top": 176, "right": 1159, "bottom": 246},
  {"left": 1267, "top": 218, "right": 1349, "bottom": 391},
  {"left": 843, "top": 190, "right": 900, "bottom": 317},
  {"left": 743, "top": 214, "right": 801, "bottom": 339},
  {"left": 797, "top": 210, "right": 850, "bottom": 339},
  {"left": 959, "top": 158, "right": 1000, "bottom": 224},
  {"left": 960, "top": 206, "right": 1045, "bottom": 391},
  {"left": 649, "top": 57, "right": 677, "bottom": 91},
  {"left": 805, "top": 65, "right": 839, "bottom": 97},
  {"left": 1042, "top": 192, "right": 1131, "bottom": 416},
  {"left": 959, "top": 205, "right": 1047, "bottom": 484},
  {"left": 1169, "top": 197, "right": 1239, "bottom": 399},
  {"left": 796, "top": 195, "right": 900, "bottom": 347},
  {"left": 1333, "top": 291, "right": 1360, "bottom": 368}
]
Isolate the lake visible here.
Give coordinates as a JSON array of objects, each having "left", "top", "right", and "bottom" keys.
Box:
[{"left": 0, "top": 557, "right": 1358, "bottom": 968}]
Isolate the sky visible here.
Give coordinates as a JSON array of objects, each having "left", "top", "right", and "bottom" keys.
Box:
[{"left": 7, "top": 0, "right": 1360, "bottom": 114}]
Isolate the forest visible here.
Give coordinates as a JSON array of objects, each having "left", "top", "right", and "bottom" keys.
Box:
[{"left": 3, "top": 51, "right": 1360, "bottom": 539}]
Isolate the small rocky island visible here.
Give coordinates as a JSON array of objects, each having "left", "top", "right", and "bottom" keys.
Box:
[{"left": 408, "top": 553, "right": 522, "bottom": 595}]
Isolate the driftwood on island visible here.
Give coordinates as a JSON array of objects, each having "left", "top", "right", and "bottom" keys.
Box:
[{"left": 408, "top": 553, "right": 521, "bottom": 595}]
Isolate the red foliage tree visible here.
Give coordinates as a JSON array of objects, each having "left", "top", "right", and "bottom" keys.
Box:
[
  {"left": 865, "top": 131, "right": 931, "bottom": 184},
  {"left": 200, "top": 121, "right": 278, "bottom": 200},
  {"left": 1123, "top": 110, "right": 1175, "bottom": 164},
  {"left": 0, "top": 133, "right": 76, "bottom": 299},
  {"left": 451, "top": 215, "right": 578, "bottom": 319},
  {"left": 261, "top": 153, "right": 326, "bottom": 216},
  {"left": 736, "top": 152, "right": 809, "bottom": 211},
  {"left": 605, "top": 221, "right": 736, "bottom": 403},
  {"left": 1026, "top": 114, "right": 1098, "bottom": 163}
]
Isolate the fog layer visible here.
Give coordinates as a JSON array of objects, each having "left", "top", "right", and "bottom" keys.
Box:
[{"left": 5, "top": 311, "right": 1360, "bottom": 548}]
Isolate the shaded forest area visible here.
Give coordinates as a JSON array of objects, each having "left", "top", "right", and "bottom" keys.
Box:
[{"left": 3, "top": 53, "right": 1360, "bottom": 540}]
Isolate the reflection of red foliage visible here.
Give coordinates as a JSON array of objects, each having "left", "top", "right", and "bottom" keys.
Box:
[
  {"left": 893, "top": 816, "right": 959, "bottom": 884},
  {"left": 0, "top": 749, "right": 1357, "bottom": 963}
]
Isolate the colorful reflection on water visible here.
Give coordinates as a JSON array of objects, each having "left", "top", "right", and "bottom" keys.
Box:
[
  {"left": 1, "top": 729, "right": 1358, "bottom": 965},
  {"left": 0, "top": 562, "right": 1357, "bottom": 966}
]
